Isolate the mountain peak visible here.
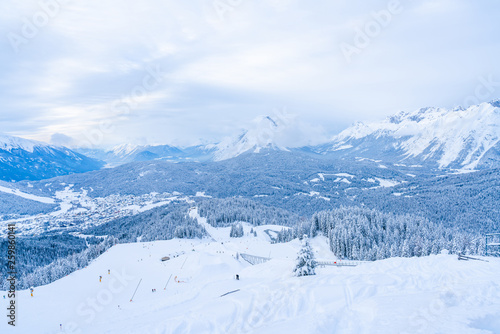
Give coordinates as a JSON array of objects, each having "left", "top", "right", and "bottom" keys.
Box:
[
  {"left": 212, "top": 115, "right": 289, "bottom": 161},
  {"left": 323, "top": 102, "right": 500, "bottom": 170},
  {"left": 0, "top": 134, "right": 50, "bottom": 153}
]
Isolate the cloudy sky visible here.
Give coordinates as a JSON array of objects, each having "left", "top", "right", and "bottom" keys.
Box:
[{"left": 1, "top": 0, "right": 499, "bottom": 148}]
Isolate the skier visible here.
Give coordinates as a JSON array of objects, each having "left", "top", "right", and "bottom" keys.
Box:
[
  {"left": 108, "top": 269, "right": 110, "bottom": 275},
  {"left": 99, "top": 275, "right": 102, "bottom": 283},
  {"left": 30, "top": 288, "right": 34, "bottom": 297},
  {"left": 235, "top": 274, "right": 239, "bottom": 280}
]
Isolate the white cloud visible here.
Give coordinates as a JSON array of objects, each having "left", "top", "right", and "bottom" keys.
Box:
[{"left": 0, "top": 0, "right": 499, "bottom": 147}]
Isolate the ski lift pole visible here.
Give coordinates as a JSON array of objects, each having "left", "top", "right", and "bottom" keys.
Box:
[
  {"left": 486, "top": 234, "right": 489, "bottom": 256},
  {"left": 163, "top": 274, "right": 173, "bottom": 290},
  {"left": 130, "top": 278, "right": 142, "bottom": 302},
  {"left": 180, "top": 257, "right": 188, "bottom": 269}
]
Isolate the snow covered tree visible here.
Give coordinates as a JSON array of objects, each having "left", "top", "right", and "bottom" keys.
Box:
[
  {"left": 230, "top": 222, "right": 244, "bottom": 238},
  {"left": 293, "top": 235, "right": 317, "bottom": 277}
]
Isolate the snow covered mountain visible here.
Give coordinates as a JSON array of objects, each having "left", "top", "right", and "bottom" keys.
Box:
[
  {"left": 317, "top": 101, "right": 500, "bottom": 170},
  {"left": 0, "top": 134, "right": 47, "bottom": 153},
  {"left": 76, "top": 115, "right": 294, "bottom": 165},
  {"left": 212, "top": 116, "right": 290, "bottom": 161},
  {"left": 0, "top": 134, "right": 104, "bottom": 182},
  {"left": 63, "top": 101, "right": 500, "bottom": 170},
  {"left": 77, "top": 143, "right": 207, "bottom": 167}
]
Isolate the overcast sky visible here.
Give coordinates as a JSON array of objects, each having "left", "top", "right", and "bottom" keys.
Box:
[{"left": 1, "top": 0, "right": 499, "bottom": 148}]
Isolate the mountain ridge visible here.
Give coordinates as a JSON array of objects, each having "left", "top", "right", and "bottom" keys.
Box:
[
  {"left": 315, "top": 101, "right": 500, "bottom": 170},
  {"left": 0, "top": 134, "right": 104, "bottom": 182},
  {"left": 4, "top": 100, "right": 500, "bottom": 179}
]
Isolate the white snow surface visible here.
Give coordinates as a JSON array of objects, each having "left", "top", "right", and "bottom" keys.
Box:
[
  {"left": 333, "top": 173, "right": 355, "bottom": 178},
  {"left": 2, "top": 210, "right": 499, "bottom": 334},
  {"left": 330, "top": 102, "right": 500, "bottom": 169},
  {"left": 374, "top": 178, "right": 401, "bottom": 188},
  {"left": 110, "top": 143, "right": 141, "bottom": 156},
  {"left": 0, "top": 185, "right": 55, "bottom": 204},
  {"left": 195, "top": 192, "right": 212, "bottom": 198}
]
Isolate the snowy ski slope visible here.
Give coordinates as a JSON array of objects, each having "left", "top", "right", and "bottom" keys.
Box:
[{"left": 1, "top": 215, "right": 499, "bottom": 333}]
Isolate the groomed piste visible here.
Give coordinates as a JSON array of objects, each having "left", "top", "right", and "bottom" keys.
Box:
[{"left": 1, "top": 211, "right": 499, "bottom": 334}]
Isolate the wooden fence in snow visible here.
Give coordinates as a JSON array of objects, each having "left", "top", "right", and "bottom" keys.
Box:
[
  {"left": 240, "top": 253, "right": 271, "bottom": 265},
  {"left": 316, "top": 260, "right": 369, "bottom": 267}
]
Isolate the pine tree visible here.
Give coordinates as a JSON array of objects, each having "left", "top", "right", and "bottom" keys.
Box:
[
  {"left": 293, "top": 235, "right": 317, "bottom": 277},
  {"left": 230, "top": 223, "right": 244, "bottom": 238}
]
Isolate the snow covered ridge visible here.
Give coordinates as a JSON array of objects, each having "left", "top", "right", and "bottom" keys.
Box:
[
  {"left": 212, "top": 115, "right": 291, "bottom": 161},
  {"left": 323, "top": 101, "right": 500, "bottom": 169},
  {"left": 5, "top": 101, "right": 500, "bottom": 170},
  {"left": 0, "top": 134, "right": 52, "bottom": 153},
  {"left": 0, "top": 134, "right": 104, "bottom": 182},
  {"left": 81, "top": 100, "right": 500, "bottom": 169},
  {"left": 85, "top": 114, "right": 319, "bottom": 163}
]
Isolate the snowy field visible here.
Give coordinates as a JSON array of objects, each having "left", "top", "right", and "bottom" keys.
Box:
[{"left": 2, "top": 216, "right": 499, "bottom": 334}]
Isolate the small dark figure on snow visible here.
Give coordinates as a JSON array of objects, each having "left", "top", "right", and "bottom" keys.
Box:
[{"left": 235, "top": 274, "right": 239, "bottom": 280}]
